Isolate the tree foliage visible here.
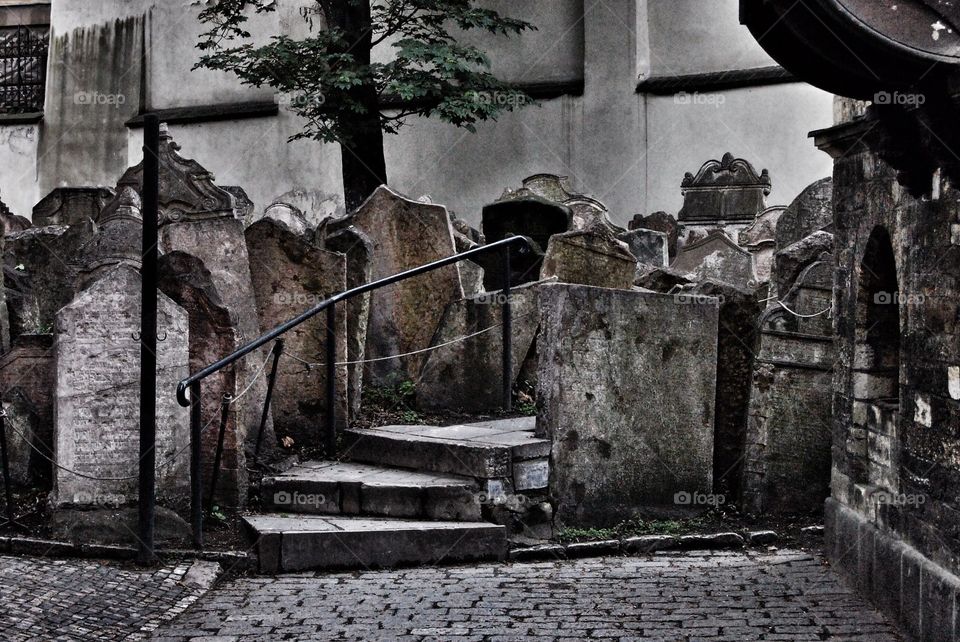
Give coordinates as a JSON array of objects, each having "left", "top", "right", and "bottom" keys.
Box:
[{"left": 195, "top": 0, "right": 537, "bottom": 146}]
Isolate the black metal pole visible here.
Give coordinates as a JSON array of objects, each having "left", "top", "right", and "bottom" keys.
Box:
[
  {"left": 207, "top": 394, "right": 231, "bottom": 513},
  {"left": 189, "top": 381, "right": 203, "bottom": 548},
  {"left": 501, "top": 248, "right": 513, "bottom": 412},
  {"left": 254, "top": 340, "right": 284, "bottom": 461},
  {"left": 326, "top": 304, "right": 337, "bottom": 456},
  {"left": 0, "top": 403, "right": 15, "bottom": 528},
  {"left": 137, "top": 114, "right": 160, "bottom": 565}
]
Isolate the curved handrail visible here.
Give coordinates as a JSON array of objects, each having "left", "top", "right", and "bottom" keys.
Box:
[{"left": 175, "top": 234, "right": 532, "bottom": 407}]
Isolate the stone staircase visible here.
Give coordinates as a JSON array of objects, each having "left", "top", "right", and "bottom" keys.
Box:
[{"left": 243, "top": 417, "right": 550, "bottom": 573}]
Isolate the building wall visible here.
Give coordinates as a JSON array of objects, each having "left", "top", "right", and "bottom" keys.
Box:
[{"left": 0, "top": 0, "right": 834, "bottom": 226}]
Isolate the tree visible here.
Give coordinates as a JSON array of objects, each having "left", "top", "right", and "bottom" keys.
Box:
[{"left": 196, "top": 0, "right": 536, "bottom": 211}]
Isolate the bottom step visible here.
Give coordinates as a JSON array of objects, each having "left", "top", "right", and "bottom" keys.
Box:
[{"left": 244, "top": 514, "right": 507, "bottom": 573}]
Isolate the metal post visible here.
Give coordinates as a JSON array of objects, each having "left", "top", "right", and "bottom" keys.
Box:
[
  {"left": 189, "top": 381, "right": 203, "bottom": 548},
  {"left": 501, "top": 248, "right": 513, "bottom": 411},
  {"left": 207, "top": 394, "right": 231, "bottom": 513},
  {"left": 254, "top": 340, "right": 284, "bottom": 461},
  {"left": 137, "top": 114, "right": 160, "bottom": 565},
  {"left": 326, "top": 304, "right": 337, "bottom": 456},
  {"left": 0, "top": 403, "right": 15, "bottom": 528}
]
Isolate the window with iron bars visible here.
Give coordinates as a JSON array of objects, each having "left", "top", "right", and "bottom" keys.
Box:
[{"left": 0, "top": 25, "right": 49, "bottom": 114}]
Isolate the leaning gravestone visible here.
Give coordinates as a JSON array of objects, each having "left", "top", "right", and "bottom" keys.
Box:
[
  {"left": 671, "top": 230, "right": 756, "bottom": 289},
  {"left": 245, "top": 218, "right": 349, "bottom": 446},
  {"left": 541, "top": 226, "right": 637, "bottom": 290},
  {"left": 617, "top": 228, "right": 668, "bottom": 266},
  {"left": 329, "top": 186, "right": 463, "bottom": 385},
  {"left": 775, "top": 177, "right": 833, "bottom": 251},
  {"left": 52, "top": 190, "right": 190, "bottom": 507},
  {"left": 417, "top": 279, "right": 547, "bottom": 412},
  {"left": 112, "top": 124, "right": 273, "bottom": 454},
  {"left": 498, "top": 174, "right": 615, "bottom": 232},
  {"left": 538, "top": 284, "right": 718, "bottom": 527},
  {"left": 480, "top": 195, "right": 569, "bottom": 290},
  {"left": 630, "top": 211, "right": 679, "bottom": 259},
  {"left": 32, "top": 187, "right": 114, "bottom": 227}
]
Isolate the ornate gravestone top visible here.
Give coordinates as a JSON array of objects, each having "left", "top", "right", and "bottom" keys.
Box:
[
  {"left": 498, "top": 174, "right": 611, "bottom": 230},
  {"left": 110, "top": 123, "right": 237, "bottom": 225},
  {"left": 78, "top": 186, "right": 143, "bottom": 288},
  {"left": 678, "top": 153, "right": 771, "bottom": 223}
]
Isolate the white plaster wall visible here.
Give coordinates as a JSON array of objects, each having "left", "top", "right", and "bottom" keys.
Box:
[
  {"left": 644, "top": 83, "right": 835, "bottom": 216},
  {"left": 0, "top": 124, "right": 40, "bottom": 218}
]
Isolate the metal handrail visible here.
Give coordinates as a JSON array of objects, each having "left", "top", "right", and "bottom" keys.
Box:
[{"left": 176, "top": 233, "right": 532, "bottom": 547}]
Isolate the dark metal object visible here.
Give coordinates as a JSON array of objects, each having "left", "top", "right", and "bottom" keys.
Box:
[
  {"left": 0, "top": 404, "right": 17, "bottom": 529},
  {"left": 207, "top": 394, "right": 231, "bottom": 513},
  {"left": 137, "top": 114, "right": 160, "bottom": 566},
  {"left": 189, "top": 381, "right": 202, "bottom": 548},
  {"left": 325, "top": 305, "right": 337, "bottom": 456},
  {"left": 254, "top": 340, "right": 284, "bottom": 461}
]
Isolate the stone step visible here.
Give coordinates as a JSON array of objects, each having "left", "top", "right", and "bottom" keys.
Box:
[
  {"left": 261, "top": 461, "right": 482, "bottom": 521},
  {"left": 342, "top": 417, "right": 550, "bottom": 483},
  {"left": 244, "top": 514, "right": 507, "bottom": 573}
]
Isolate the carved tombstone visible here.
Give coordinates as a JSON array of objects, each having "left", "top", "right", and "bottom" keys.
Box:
[
  {"left": 617, "top": 228, "right": 669, "bottom": 267},
  {"left": 499, "top": 174, "right": 615, "bottom": 232},
  {"left": 329, "top": 186, "right": 463, "bottom": 385},
  {"left": 112, "top": 124, "right": 273, "bottom": 454},
  {"left": 32, "top": 187, "right": 114, "bottom": 227},
  {"left": 479, "top": 196, "right": 565, "bottom": 289},
  {"left": 541, "top": 226, "right": 638, "bottom": 290},
  {"left": 739, "top": 205, "right": 787, "bottom": 284},
  {"left": 630, "top": 211, "right": 680, "bottom": 259},
  {"left": 245, "top": 218, "right": 349, "bottom": 446},
  {"left": 53, "top": 189, "right": 190, "bottom": 507},
  {"left": 261, "top": 202, "right": 310, "bottom": 237},
  {"left": 671, "top": 230, "right": 757, "bottom": 289},
  {"left": 775, "top": 177, "right": 834, "bottom": 251}
]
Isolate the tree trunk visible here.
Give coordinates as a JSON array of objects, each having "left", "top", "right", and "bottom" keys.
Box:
[{"left": 326, "top": 0, "right": 388, "bottom": 213}]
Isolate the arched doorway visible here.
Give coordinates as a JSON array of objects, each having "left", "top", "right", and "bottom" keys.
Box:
[{"left": 851, "top": 226, "right": 900, "bottom": 490}]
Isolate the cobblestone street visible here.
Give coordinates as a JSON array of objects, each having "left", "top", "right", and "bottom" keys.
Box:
[
  {"left": 0, "top": 555, "right": 219, "bottom": 641},
  {"left": 151, "top": 549, "right": 902, "bottom": 641}
]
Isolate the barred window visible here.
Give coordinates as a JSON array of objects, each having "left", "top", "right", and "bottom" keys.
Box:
[{"left": 0, "top": 26, "right": 49, "bottom": 114}]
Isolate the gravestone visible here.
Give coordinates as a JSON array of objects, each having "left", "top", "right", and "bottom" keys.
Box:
[
  {"left": 417, "top": 279, "right": 547, "bottom": 412},
  {"left": 325, "top": 227, "right": 373, "bottom": 420},
  {"left": 671, "top": 230, "right": 756, "bottom": 289},
  {"left": 541, "top": 226, "right": 637, "bottom": 290},
  {"left": 112, "top": 124, "right": 273, "bottom": 453},
  {"left": 0, "top": 334, "right": 54, "bottom": 481},
  {"left": 222, "top": 186, "right": 255, "bottom": 224},
  {"left": 630, "top": 211, "right": 679, "bottom": 259},
  {"left": 0, "top": 194, "right": 30, "bottom": 236},
  {"left": 157, "top": 251, "right": 247, "bottom": 505},
  {"left": 32, "top": 187, "right": 114, "bottom": 227},
  {"left": 52, "top": 192, "right": 190, "bottom": 507},
  {"left": 739, "top": 205, "right": 786, "bottom": 284},
  {"left": 775, "top": 177, "right": 834, "bottom": 251},
  {"left": 245, "top": 218, "right": 349, "bottom": 446},
  {"left": 538, "top": 284, "right": 718, "bottom": 527},
  {"left": 480, "top": 196, "right": 569, "bottom": 289},
  {"left": 618, "top": 228, "right": 668, "bottom": 266},
  {"left": 330, "top": 186, "right": 463, "bottom": 385},
  {"left": 741, "top": 260, "right": 834, "bottom": 514},
  {"left": 499, "top": 174, "right": 614, "bottom": 232},
  {"left": 261, "top": 202, "right": 310, "bottom": 237},
  {"left": 774, "top": 230, "right": 834, "bottom": 298},
  {"left": 1, "top": 390, "right": 38, "bottom": 486}
]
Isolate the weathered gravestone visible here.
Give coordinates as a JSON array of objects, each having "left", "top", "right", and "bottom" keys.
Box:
[
  {"left": 671, "top": 230, "right": 756, "bottom": 289},
  {"left": 775, "top": 177, "right": 833, "bottom": 252},
  {"left": 417, "top": 279, "right": 548, "bottom": 412},
  {"left": 261, "top": 201, "right": 310, "bottom": 237},
  {"left": 541, "top": 226, "right": 637, "bottom": 290},
  {"left": 774, "top": 230, "right": 834, "bottom": 298},
  {"left": 739, "top": 205, "right": 787, "bottom": 284},
  {"left": 0, "top": 193, "right": 30, "bottom": 236},
  {"left": 617, "top": 228, "right": 669, "bottom": 267},
  {"left": 0, "top": 334, "right": 54, "bottom": 481},
  {"left": 480, "top": 196, "right": 569, "bottom": 289},
  {"left": 630, "top": 211, "right": 679, "bottom": 259},
  {"left": 329, "top": 186, "right": 463, "bottom": 385},
  {"left": 741, "top": 260, "right": 834, "bottom": 514},
  {"left": 324, "top": 227, "right": 373, "bottom": 420},
  {"left": 678, "top": 153, "right": 772, "bottom": 247},
  {"left": 1, "top": 389, "right": 39, "bottom": 486},
  {"left": 32, "top": 187, "right": 114, "bottom": 227},
  {"left": 52, "top": 192, "right": 190, "bottom": 507},
  {"left": 245, "top": 218, "right": 349, "bottom": 446},
  {"left": 158, "top": 251, "right": 246, "bottom": 505},
  {"left": 499, "top": 174, "right": 615, "bottom": 232},
  {"left": 537, "top": 284, "right": 718, "bottom": 527},
  {"left": 113, "top": 124, "right": 273, "bottom": 454}
]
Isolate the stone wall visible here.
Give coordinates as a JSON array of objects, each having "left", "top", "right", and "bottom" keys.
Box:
[{"left": 815, "top": 114, "right": 960, "bottom": 641}]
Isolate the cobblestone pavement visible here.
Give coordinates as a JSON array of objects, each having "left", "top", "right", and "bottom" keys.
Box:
[
  {"left": 0, "top": 555, "right": 219, "bottom": 641},
  {"left": 151, "top": 550, "right": 903, "bottom": 641}
]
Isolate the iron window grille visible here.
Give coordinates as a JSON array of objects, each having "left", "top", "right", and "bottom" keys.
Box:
[{"left": 0, "top": 26, "right": 49, "bottom": 114}]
